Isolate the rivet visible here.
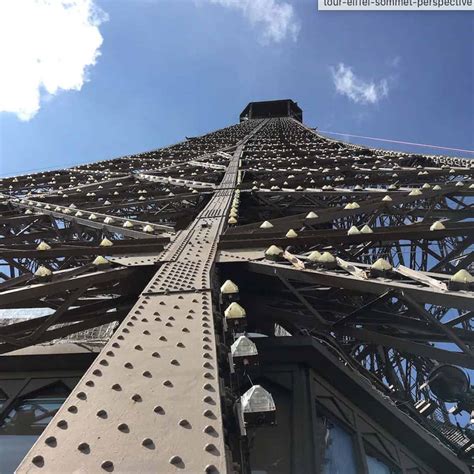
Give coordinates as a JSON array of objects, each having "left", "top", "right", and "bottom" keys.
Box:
[
  {"left": 57, "top": 419, "right": 68, "bottom": 429},
  {"left": 143, "top": 330, "right": 151, "bottom": 335},
  {"left": 85, "top": 380, "right": 94, "bottom": 387},
  {"left": 204, "top": 372, "right": 214, "bottom": 379},
  {"left": 205, "top": 464, "right": 219, "bottom": 473},
  {"left": 112, "top": 342, "right": 120, "bottom": 348},
  {"left": 111, "top": 384, "right": 122, "bottom": 391},
  {"left": 45, "top": 436, "right": 57, "bottom": 447},
  {"left": 179, "top": 419, "right": 191, "bottom": 428},
  {"left": 205, "top": 443, "right": 218, "bottom": 454},
  {"left": 93, "top": 369, "right": 102, "bottom": 376},
  {"left": 97, "top": 409, "right": 108, "bottom": 418},
  {"left": 134, "top": 345, "right": 143, "bottom": 351},
  {"left": 176, "top": 342, "right": 185, "bottom": 348},
  {"left": 32, "top": 455, "right": 44, "bottom": 467},
  {"left": 152, "top": 352, "right": 160, "bottom": 358},
  {"left": 106, "top": 351, "right": 114, "bottom": 357},
  {"left": 118, "top": 423, "right": 129, "bottom": 432},
  {"left": 101, "top": 460, "right": 114, "bottom": 471},
  {"left": 77, "top": 392, "right": 87, "bottom": 400},
  {"left": 170, "top": 359, "right": 180, "bottom": 366},
  {"left": 169, "top": 455, "right": 183, "bottom": 466},
  {"left": 203, "top": 425, "right": 217, "bottom": 435},
  {"left": 131, "top": 394, "right": 142, "bottom": 402},
  {"left": 154, "top": 405, "right": 165, "bottom": 414},
  {"left": 117, "top": 335, "right": 124, "bottom": 340},
  {"left": 124, "top": 362, "right": 133, "bottom": 369},
  {"left": 143, "top": 371, "right": 152, "bottom": 377},
  {"left": 203, "top": 409, "right": 216, "bottom": 418},
  {"left": 183, "top": 327, "right": 190, "bottom": 333},
  {"left": 142, "top": 438, "right": 155, "bottom": 448},
  {"left": 68, "top": 405, "right": 78, "bottom": 413},
  {"left": 159, "top": 336, "right": 167, "bottom": 341},
  {"left": 163, "top": 380, "right": 173, "bottom": 387},
  {"left": 78, "top": 442, "right": 90, "bottom": 454},
  {"left": 203, "top": 395, "right": 215, "bottom": 404},
  {"left": 99, "top": 359, "right": 108, "bottom": 366}
]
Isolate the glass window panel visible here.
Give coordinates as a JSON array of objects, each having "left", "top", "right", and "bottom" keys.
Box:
[
  {"left": 365, "top": 445, "right": 401, "bottom": 474},
  {"left": 0, "top": 383, "right": 69, "bottom": 474},
  {"left": 316, "top": 414, "right": 358, "bottom": 474}
]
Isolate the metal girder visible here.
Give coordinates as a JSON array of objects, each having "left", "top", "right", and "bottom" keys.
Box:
[
  {"left": 242, "top": 260, "right": 474, "bottom": 311},
  {"left": 15, "top": 119, "right": 267, "bottom": 474}
]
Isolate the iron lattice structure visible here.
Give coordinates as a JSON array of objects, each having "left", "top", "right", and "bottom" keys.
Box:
[{"left": 0, "top": 100, "right": 473, "bottom": 473}]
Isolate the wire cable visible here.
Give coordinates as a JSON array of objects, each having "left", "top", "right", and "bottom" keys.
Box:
[{"left": 318, "top": 130, "right": 474, "bottom": 155}]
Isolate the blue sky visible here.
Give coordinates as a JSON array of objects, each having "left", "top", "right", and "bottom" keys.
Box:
[{"left": 0, "top": 0, "right": 472, "bottom": 177}]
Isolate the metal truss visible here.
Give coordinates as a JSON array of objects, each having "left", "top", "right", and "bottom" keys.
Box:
[{"left": 0, "top": 110, "right": 472, "bottom": 472}]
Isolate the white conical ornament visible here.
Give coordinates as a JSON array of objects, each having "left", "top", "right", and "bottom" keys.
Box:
[
  {"left": 35, "top": 266, "right": 52, "bottom": 277},
  {"left": 382, "top": 195, "right": 393, "bottom": 202},
  {"left": 308, "top": 250, "right": 322, "bottom": 262},
  {"left": 104, "top": 217, "right": 115, "bottom": 224},
  {"left": 123, "top": 221, "right": 134, "bottom": 228},
  {"left": 264, "top": 245, "right": 283, "bottom": 259},
  {"left": 319, "top": 251, "right": 336, "bottom": 263},
  {"left": 224, "top": 302, "right": 246, "bottom": 320},
  {"left": 360, "top": 225, "right": 373, "bottom": 234},
  {"left": 143, "top": 225, "right": 154, "bottom": 233},
  {"left": 422, "top": 183, "right": 431, "bottom": 189},
  {"left": 409, "top": 189, "right": 422, "bottom": 196},
  {"left": 93, "top": 256, "right": 109, "bottom": 265},
  {"left": 228, "top": 216, "right": 237, "bottom": 225},
  {"left": 89, "top": 214, "right": 97, "bottom": 220},
  {"left": 450, "top": 269, "right": 474, "bottom": 284},
  {"left": 231, "top": 336, "right": 257, "bottom": 358},
  {"left": 36, "top": 241, "right": 51, "bottom": 251},
  {"left": 285, "top": 229, "right": 298, "bottom": 238},
  {"left": 430, "top": 221, "right": 446, "bottom": 231},
  {"left": 260, "top": 221, "right": 273, "bottom": 229},
  {"left": 433, "top": 185, "right": 442, "bottom": 190},
  {"left": 220, "top": 280, "right": 239, "bottom": 295},
  {"left": 100, "top": 238, "right": 113, "bottom": 247},
  {"left": 347, "top": 226, "right": 360, "bottom": 235},
  {"left": 371, "top": 258, "right": 392, "bottom": 272},
  {"left": 455, "top": 181, "right": 464, "bottom": 187},
  {"left": 306, "top": 211, "right": 318, "bottom": 219}
]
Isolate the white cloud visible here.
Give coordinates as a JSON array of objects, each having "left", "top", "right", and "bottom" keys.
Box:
[
  {"left": 208, "top": 0, "right": 300, "bottom": 44},
  {"left": 0, "top": 0, "right": 108, "bottom": 121},
  {"left": 331, "top": 63, "right": 389, "bottom": 105}
]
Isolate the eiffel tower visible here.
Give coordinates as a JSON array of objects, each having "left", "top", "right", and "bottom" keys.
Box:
[{"left": 0, "top": 99, "right": 473, "bottom": 473}]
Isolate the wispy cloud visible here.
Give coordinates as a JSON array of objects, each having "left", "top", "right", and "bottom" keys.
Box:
[
  {"left": 331, "top": 63, "right": 389, "bottom": 105},
  {"left": 388, "top": 56, "right": 401, "bottom": 68},
  {"left": 207, "top": 0, "right": 300, "bottom": 44},
  {"left": 0, "top": 0, "right": 108, "bottom": 121}
]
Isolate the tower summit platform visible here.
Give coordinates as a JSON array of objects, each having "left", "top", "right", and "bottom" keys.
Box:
[{"left": 240, "top": 99, "right": 303, "bottom": 122}]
